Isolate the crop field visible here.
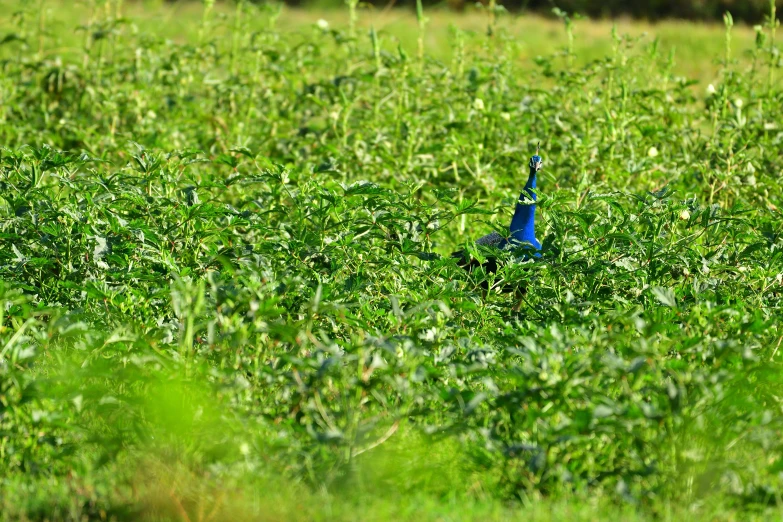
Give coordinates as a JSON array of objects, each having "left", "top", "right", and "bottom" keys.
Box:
[{"left": 2, "top": 0, "right": 783, "bottom": 520}]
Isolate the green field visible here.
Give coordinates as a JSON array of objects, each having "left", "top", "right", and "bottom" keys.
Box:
[{"left": 2, "top": 1, "right": 783, "bottom": 520}]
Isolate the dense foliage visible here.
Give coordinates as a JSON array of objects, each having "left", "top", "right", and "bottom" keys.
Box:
[{"left": 1, "top": 1, "right": 783, "bottom": 519}]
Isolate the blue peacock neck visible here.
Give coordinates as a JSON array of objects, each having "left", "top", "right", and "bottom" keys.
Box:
[{"left": 509, "top": 166, "right": 541, "bottom": 251}]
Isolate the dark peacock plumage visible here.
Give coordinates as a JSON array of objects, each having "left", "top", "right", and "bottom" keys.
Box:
[{"left": 452, "top": 146, "right": 543, "bottom": 293}]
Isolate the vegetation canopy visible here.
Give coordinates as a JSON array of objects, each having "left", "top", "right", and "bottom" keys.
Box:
[{"left": 1, "top": 1, "right": 782, "bottom": 520}]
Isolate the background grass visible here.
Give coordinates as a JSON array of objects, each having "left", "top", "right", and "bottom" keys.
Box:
[
  {"left": 1, "top": 1, "right": 783, "bottom": 520},
  {"left": 5, "top": 1, "right": 773, "bottom": 81}
]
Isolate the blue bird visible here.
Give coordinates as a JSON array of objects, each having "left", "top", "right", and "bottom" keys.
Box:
[{"left": 452, "top": 144, "right": 543, "bottom": 291}]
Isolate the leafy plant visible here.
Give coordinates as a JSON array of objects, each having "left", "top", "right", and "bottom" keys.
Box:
[{"left": 1, "top": 1, "right": 782, "bottom": 520}]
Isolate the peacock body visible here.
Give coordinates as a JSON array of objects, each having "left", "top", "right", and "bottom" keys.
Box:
[{"left": 452, "top": 148, "right": 543, "bottom": 291}]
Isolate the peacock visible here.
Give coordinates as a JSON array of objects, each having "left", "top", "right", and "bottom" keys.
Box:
[{"left": 451, "top": 145, "right": 543, "bottom": 298}]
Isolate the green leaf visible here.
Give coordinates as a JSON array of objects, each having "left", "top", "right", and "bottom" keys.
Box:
[{"left": 651, "top": 286, "right": 677, "bottom": 308}]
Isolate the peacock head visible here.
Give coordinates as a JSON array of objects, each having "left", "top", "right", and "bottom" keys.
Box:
[{"left": 528, "top": 142, "right": 543, "bottom": 173}]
